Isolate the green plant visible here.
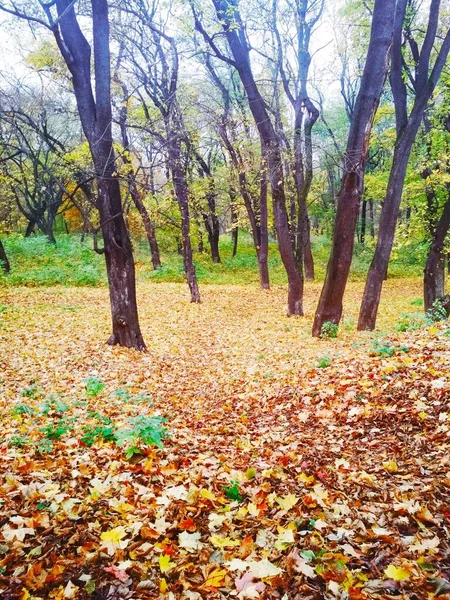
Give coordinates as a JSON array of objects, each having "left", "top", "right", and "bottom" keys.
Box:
[
  {"left": 320, "top": 321, "right": 338, "bottom": 339},
  {"left": 84, "top": 377, "right": 105, "bottom": 398},
  {"left": 21, "top": 384, "right": 42, "bottom": 399},
  {"left": 426, "top": 298, "right": 448, "bottom": 323},
  {"left": 371, "top": 339, "right": 395, "bottom": 357},
  {"left": 35, "top": 439, "right": 53, "bottom": 454},
  {"left": 316, "top": 355, "right": 332, "bottom": 369},
  {"left": 11, "top": 403, "right": 34, "bottom": 415},
  {"left": 223, "top": 480, "right": 242, "bottom": 502},
  {"left": 81, "top": 425, "right": 116, "bottom": 447},
  {"left": 9, "top": 434, "right": 30, "bottom": 448},
  {"left": 40, "top": 419, "right": 71, "bottom": 440},
  {"left": 395, "top": 312, "right": 427, "bottom": 332},
  {"left": 115, "top": 415, "right": 168, "bottom": 458}
]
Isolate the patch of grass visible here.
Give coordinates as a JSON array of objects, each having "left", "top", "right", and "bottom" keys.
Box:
[
  {"left": 395, "top": 312, "right": 427, "bottom": 332},
  {"left": 317, "top": 355, "right": 333, "bottom": 369}
]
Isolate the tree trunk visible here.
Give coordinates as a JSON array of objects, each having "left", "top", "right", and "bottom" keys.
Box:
[
  {"left": 360, "top": 198, "right": 367, "bottom": 244},
  {"left": 358, "top": 116, "right": 434, "bottom": 330},
  {"left": 230, "top": 187, "right": 239, "bottom": 257},
  {"left": 169, "top": 140, "right": 201, "bottom": 303},
  {"left": 25, "top": 219, "right": 36, "bottom": 237},
  {"left": 212, "top": 0, "right": 301, "bottom": 313},
  {"left": 0, "top": 239, "right": 10, "bottom": 273},
  {"left": 358, "top": 0, "right": 450, "bottom": 330},
  {"left": 303, "top": 216, "right": 314, "bottom": 280},
  {"left": 312, "top": 0, "right": 395, "bottom": 336},
  {"left": 55, "top": 0, "right": 145, "bottom": 350},
  {"left": 424, "top": 192, "right": 450, "bottom": 311},
  {"left": 258, "top": 164, "right": 270, "bottom": 290},
  {"left": 369, "top": 200, "right": 375, "bottom": 238}
]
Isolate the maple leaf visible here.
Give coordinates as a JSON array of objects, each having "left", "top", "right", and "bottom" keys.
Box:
[
  {"left": 209, "top": 534, "right": 241, "bottom": 548},
  {"left": 100, "top": 527, "right": 129, "bottom": 555},
  {"left": 158, "top": 554, "right": 175, "bottom": 573},
  {"left": 203, "top": 568, "right": 227, "bottom": 588},
  {"left": 235, "top": 572, "right": 265, "bottom": 599},
  {"left": 275, "top": 494, "right": 299, "bottom": 511},
  {"left": 178, "top": 531, "right": 203, "bottom": 552},
  {"left": 384, "top": 564, "right": 410, "bottom": 581},
  {"left": 2, "top": 525, "right": 35, "bottom": 541}
]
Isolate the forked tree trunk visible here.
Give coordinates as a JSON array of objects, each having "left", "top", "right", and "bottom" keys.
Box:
[
  {"left": 312, "top": 0, "right": 395, "bottom": 336},
  {"left": 424, "top": 193, "right": 450, "bottom": 311},
  {"left": 54, "top": 0, "right": 145, "bottom": 350},
  {"left": 358, "top": 2, "right": 450, "bottom": 330},
  {"left": 0, "top": 239, "right": 10, "bottom": 273},
  {"left": 212, "top": 0, "right": 302, "bottom": 314}
]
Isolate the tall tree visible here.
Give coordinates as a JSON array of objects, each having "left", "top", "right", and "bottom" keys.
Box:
[
  {"left": 0, "top": 0, "right": 146, "bottom": 349},
  {"left": 194, "top": 0, "right": 303, "bottom": 314},
  {"left": 311, "top": 0, "right": 396, "bottom": 337},
  {"left": 358, "top": 0, "right": 450, "bottom": 330},
  {"left": 271, "top": 0, "right": 323, "bottom": 280}
]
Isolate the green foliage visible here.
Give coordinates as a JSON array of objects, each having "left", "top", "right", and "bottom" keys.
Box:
[
  {"left": 11, "top": 403, "right": 34, "bottom": 415},
  {"left": 115, "top": 415, "right": 168, "bottom": 457},
  {"left": 35, "top": 439, "right": 54, "bottom": 454},
  {"left": 426, "top": 299, "right": 448, "bottom": 323},
  {"left": 21, "top": 384, "right": 42, "bottom": 399},
  {"left": 223, "top": 480, "right": 242, "bottom": 502},
  {"left": 371, "top": 339, "right": 395, "bottom": 357},
  {"left": 8, "top": 434, "right": 30, "bottom": 448},
  {"left": 40, "top": 419, "right": 72, "bottom": 440},
  {"left": 317, "top": 355, "right": 333, "bottom": 369},
  {"left": 320, "top": 322, "right": 338, "bottom": 339},
  {"left": 84, "top": 377, "right": 105, "bottom": 398},
  {"left": 81, "top": 425, "right": 116, "bottom": 447},
  {"left": 395, "top": 312, "right": 427, "bottom": 332}
]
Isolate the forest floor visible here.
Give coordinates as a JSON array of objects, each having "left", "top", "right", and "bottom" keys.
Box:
[{"left": 0, "top": 280, "right": 449, "bottom": 599}]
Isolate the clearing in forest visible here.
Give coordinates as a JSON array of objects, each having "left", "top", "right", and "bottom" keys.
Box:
[{"left": 0, "top": 281, "right": 449, "bottom": 599}]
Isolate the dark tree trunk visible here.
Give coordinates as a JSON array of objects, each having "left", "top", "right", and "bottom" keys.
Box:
[
  {"left": 424, "top": 193, "right": 450, "bottom": 311},
  {"left": 195, "top": 158, "right": 221, "bottom": 263},
  {"left": 312, "top": 0, "right": 395, "bottom": 336},
  {"left": 369, "top": 199, "right": 375, "bottom": 238},
  {"left": 360, "top": 198, "right": 367, "bottom": 244},
  {"left": 229, "top": 186, "right": 239, "bottom": 257},
  {"left": 55, "top": 0, "right": 145, "bottom": 350},
  {"left": 0, "top": 239, "right": 10, "bottom": 273},
  {"left": 169, "top": 140, "right": 201, "bottom": 303},
  {"left": 258, "top": 163, "right": 270, "bottom": 290},
  {"left": 358, "top": 1, "right": 450, "bottom": 330},
  {"left": 211, "top": 0, "right": 302, "bottom": 313},
  {"left": 25, "top": 219, "right": 36, "bottom": 237}
]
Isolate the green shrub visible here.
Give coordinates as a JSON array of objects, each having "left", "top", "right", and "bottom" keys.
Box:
[
  {"left": 426, "top": 299, "right": 448, "bottom": 323},
  {"left": 321, "top": 322, "right": 338, "bottom": 339},
  {"left": 317, "top": 355, "right": 332, "bottom": 368}
]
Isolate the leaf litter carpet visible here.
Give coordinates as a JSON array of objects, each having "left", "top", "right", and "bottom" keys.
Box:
[{"left": 0, "top": 281, "right": 449, "bottom": 599}]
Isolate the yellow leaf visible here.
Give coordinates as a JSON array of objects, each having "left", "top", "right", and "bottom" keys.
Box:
[
  {"left": 200, "top": 489, "right": 216, "bottom": 501},
  {"left": 275, "top": 494, "right": 299, "bottom": 511},
  {"left": 382, "top": 460, "right": 398, "bottom": 473},
  {"left": 159, "top": 577, "right": 168, "bottom": 593},
  {"left": 384, "top": 564, "right": 410, "bottom": 581},
  {"left": 203, "top": 568, "right": 227, "bottom": 588},
  {"left": 209, "top": 535, "right": 241, "bottom": 548},
  {"left": 159, "top": 554, "right": 175, "bottom": 573}
]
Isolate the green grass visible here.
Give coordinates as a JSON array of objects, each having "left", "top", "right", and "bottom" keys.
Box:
[{"left": 0, "top": 232, "right": 426, "bottom": 287}]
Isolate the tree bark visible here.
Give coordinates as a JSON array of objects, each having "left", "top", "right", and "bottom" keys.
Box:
[
  {"left": 169, "top": 139, "right": 201, "bottom": 303},
  {"left": 358, "top": 2, "right": 450, "bottom": 330},
  {"left": 424, "top": 191, "right": 450, "bottom": 311},
  {"left": 211, "top": 0, "right": 302, "bottom": 313},
  {"left": 258, "top": 163, "right": 270, "bottom": 290},
  {"left": 360, "top": 198, "right": 367, "bottom": 244},
  {"left": 55, "top": 0, "right": 145, "bottom": 350},
  {"left": 0, "top": 239, "right": 10, "bottom": 273},
  {"left": 25, "top": 219, "right": 36, "bottom": 237},
  {"left": 312, "top": 0, "right": 395, "bottom": 336}
]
